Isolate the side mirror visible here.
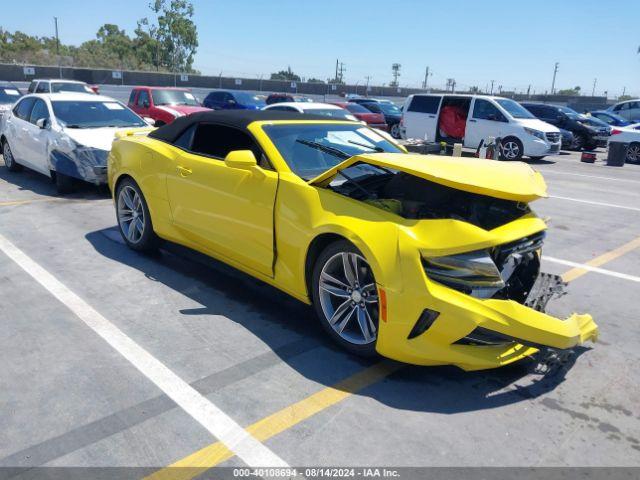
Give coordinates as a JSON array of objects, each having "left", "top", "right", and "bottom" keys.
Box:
[
  {"left": 224, "top": 150, "right": 258, "bottom": 171},
  {"left": 142, "top": 101, "right": 150, "bottom": 108},
  {"left": 227, "top": 99, "right": 237, "bottom": 105},
  {"left": 36, "top": 118, "right": 50, "bottom": 129}
]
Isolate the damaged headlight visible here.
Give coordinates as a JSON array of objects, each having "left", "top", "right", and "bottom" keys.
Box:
[{"left": 423, "top": 250, "right": 505, "bottom": 295}]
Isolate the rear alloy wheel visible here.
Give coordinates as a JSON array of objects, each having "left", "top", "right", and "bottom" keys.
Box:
[
  {"left": 116, "top": 178, "right": 159, "bottom": 251},
  {"left": 572, "top": 134, "right": 586, "bottom": 151},
  {"left": 626, "top": 142, "right": 640, "bottom": 163},
  {"left": 390, "top": 123, "right": 401, "bottom": 139},
  {"left": 500, "top": 137, "right": 524, "bottom": 161},
  {"left": 312, "top": 241, "right": 379, "bottom": 357},
  {"left": 2, "top": 141, "right": 23, "bottom": 172}
]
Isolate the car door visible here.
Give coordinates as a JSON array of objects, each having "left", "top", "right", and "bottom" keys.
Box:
[
  {"left": 23, "top": 98, "right": 53, "bottom": 175},
  {"left": 465, "top": 98, "right": 508, "bottom": 148},
  {"left": 134, "top": 90, "right": 151, "bottom": 117},
  {"left": 6, "top": 97, "right": 36, "bottom": 166},
  {"left": 165, "top": 122, "right": 278, "bottom": 277},
  {"left": 403, "top": 94, "right": 442, "bottom": 140},
  {"left": 627, "top": 101, "right": 640, "bottom": 121}
]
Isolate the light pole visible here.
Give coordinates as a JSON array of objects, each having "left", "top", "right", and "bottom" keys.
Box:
[
  {"left": 54, "top": 17, "right": 62, "bottom": 79},
  {"left": 551, "top": 62, "right": 559, "bottom": 95}
]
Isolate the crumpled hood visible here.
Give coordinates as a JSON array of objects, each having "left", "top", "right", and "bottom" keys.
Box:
[
  {"left": 64, "top": 126, "right": 153, "bottom": 151},
  {"left": 308, "top": 153, "right": 548, "bottom": 203}
]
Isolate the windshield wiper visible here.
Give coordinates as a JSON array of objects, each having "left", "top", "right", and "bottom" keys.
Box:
[
  {"left": 295, "top": 139, "right": 349, "bottom": 159},
  {"left": 348, "top": 140, "right": 384, "bottom": 152}
]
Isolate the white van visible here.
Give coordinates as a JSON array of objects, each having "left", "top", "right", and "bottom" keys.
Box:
[{"left": 400, "top": 94, "right": 561, "bottom": 160}]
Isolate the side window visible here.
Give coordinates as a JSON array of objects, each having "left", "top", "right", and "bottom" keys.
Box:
[
  {"left": 630, "top": 102, "right": 640, "bottom": 110},
  {"left": 137, "top": 90, "right": 150, "bottom": 107},
  {"left": 191, "top": 123, "right": 263, "bottom": 161},
  {"left": 173, "top": 124, "right": 197, "bottom": 150},
  {"left": 472, "top": 99, "right": 506, "bottom": 122},
  {"left": 28, "top": 81, "right": 37, "bottom": 93},
  {"left": 128, "top": 90, "right": 137, "bottom": 105},
  {"left": 35, "top": 82, "right": 50, "bottom": 93},
  {"left": 13, "top": 97, "right": 36, "bottom": 120},
  {"left": 618, "top": 103, "right": 629, "bottom": 111},
  {"left": 29, "top": 99, "right": 50, "bottom": 124},
  {"left": 408, "top": 96, "right": 441, "bottom": 114}
]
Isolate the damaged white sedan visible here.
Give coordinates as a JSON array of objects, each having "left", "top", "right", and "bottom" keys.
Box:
[{"left": 0, "top": 93, "right": 152, "bottom": 193}]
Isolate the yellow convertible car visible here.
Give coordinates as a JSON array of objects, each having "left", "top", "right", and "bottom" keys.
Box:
[{"left": 108, "top": 111, "right": 598, "bottom": 370}]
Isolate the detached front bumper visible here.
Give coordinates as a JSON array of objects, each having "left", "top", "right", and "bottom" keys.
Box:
[{"left": 376, "top": 262, "right": 598, "bottom": 371}]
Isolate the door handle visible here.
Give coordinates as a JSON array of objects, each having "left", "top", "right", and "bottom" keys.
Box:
[
  {"left": 177, "top": 166, "right": 192, "bottom": 177},
  {"left": 469, "top": 119, "right": 477, "bottom": 123}
]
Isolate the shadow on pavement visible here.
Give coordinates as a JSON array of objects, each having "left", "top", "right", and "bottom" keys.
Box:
[{"left": 86, "top": 226, "right": 584, "bottom": 415}]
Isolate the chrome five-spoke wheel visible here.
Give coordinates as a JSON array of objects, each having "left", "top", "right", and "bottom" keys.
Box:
[
  {"left": 318, "top": 251, "right": 379, "bottom": 346},
  {"left": 117, "top": 185, "right": 145, "bottom": 244},
  {"left": 501, "top": 140, "right": 521, "bottom": 160}
]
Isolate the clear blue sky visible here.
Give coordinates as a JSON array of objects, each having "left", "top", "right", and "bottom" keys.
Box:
[{"left": 2, "top": 0, "right": 638, "bottom": 97}]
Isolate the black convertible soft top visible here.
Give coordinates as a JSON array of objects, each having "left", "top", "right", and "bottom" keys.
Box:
[{"left": 148, "top": 110, "right": 338, "bottom": 144}]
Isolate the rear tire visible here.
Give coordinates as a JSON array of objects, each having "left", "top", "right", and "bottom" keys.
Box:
[
  {"left": 115, "top": 178, "right": 159, "bottom": 252},
  {"left": 2, "top": 140, "right": 23, "bottom": 172},
  {"left": 500, "top": 137, "right": 524, "bottom": 161},
  {"left": 626, "top": 142, "right": 640, "bottom": 163},
  {"left": 54, "top": 171, "right": 75, "bottom": 194},
  {"left": 311, "top": 240, "right": 379, "bottom": 358}
]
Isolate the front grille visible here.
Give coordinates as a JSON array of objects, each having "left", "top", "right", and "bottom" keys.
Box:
[{"left": 545, "top": 132, "right": 560, "bottom": 143}]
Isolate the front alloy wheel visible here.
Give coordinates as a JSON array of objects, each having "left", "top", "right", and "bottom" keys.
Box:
[
  {"left": 500, "top": 138, "right": 522, "bottom": 160},
  {"left": 312, "top": 242, "right": 379, "bottom": 356}
]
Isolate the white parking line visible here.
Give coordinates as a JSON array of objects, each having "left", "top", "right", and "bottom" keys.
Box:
[
  {"left": 545, "top": 256, "right": 640, "bottom": 283},
  {"left": 549, "top": 195, "right": 640, "bottom": 212},
  {"left": 541, "top": 170, "right": 640, "bottom": 184},
  {"left": 0, "top": 232, "right": 288, "bottom": 469}
]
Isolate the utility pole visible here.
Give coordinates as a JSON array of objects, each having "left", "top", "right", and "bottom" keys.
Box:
[
  {"left": 54, "top": 17, "right": 62, "bottom": 79},
  {"left": 391, "top": 63, "right": 401, "bottom": 87},
  {"left": 527, "top": 84, "right": 531, "bottom": 97},
  {"left": 490, "top": 80, "right": 495, "bottom": 95},
  {"left": 592, "top": 78, "right": 597, "bottom": 97},
  {"left": 336, "top": 61, "right": 346, "bottom": 84},
  {"left": 551, "top": 62, "right": 559, "bottom": 95},
  {"left": 422, "top": 66, "right": 430, "bottom": 90},
  {"left": 622, "top": 86, "right": 626, "bottom": 98},
  {"left": 364, "top": 75, "right": 371, "bottom": 95}
]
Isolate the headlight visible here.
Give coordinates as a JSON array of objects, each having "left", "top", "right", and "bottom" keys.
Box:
[
  {"left": 423, "top": 250, "right": 505, "bottom": 293},
  {"left": 524, "top": 127, "right": 545, "bottom": 140}
]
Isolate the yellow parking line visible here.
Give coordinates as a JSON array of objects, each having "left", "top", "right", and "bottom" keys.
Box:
[
  {"left": 0, "top": 198, "right": 60, "bottom": 207},
  {"left": 562, "top": 236, "right": 640, "bottom": 283},
  {"left": 144, "top": 361, "right": 402, "bottom": 480}
]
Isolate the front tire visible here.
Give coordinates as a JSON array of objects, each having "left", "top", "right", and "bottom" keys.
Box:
[
  {"left": 54, "top": 171, "right": 75, "bottom": 194},
  {"left": 311, "top": 240, "right": 379, "bottom": 357},
  {"left": 500, "top": 137, "right": 524, "bottom": 161},
  {"left": 115, "top": 178, "right": 159, "bottom": 251},
  {"left": 2, "top": 140, "right": 23, "bottom": 172},
  {"left": 626, "top": 142, "right": 640, "bottom": 163}
]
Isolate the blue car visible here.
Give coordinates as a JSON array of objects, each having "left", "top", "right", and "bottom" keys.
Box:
[
  {"left": 589, "top": 110, "right": 631, "bottom": 127},
  {"left": 203, "top": 90, "right": 266, "bottom": 110}
]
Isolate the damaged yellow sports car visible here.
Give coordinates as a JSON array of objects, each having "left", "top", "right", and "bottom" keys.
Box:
[{"left": 108, "top": 110, "right": 598, "bottom": 370}]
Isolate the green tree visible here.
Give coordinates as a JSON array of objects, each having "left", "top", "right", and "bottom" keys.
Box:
[
  {"left": 557, "top": 86, "right": 581, "bottom": 95},
  {"left": 307, "top": 77, "right": 325, "bottom": 84},
  {"left": 270, "top": 66, "right": 301, "bottom": 81}
]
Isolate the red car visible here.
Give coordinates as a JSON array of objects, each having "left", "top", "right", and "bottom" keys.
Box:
[
  {"left": 128, "top": 87, "right": 210, "bottom": 126},
  {"left": 330, "top": 102, "right": 388, "bottom": 131}
]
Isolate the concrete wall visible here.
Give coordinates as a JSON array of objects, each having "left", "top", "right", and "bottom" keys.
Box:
[{"left": 0, "top": 63, "right": 611, "bottom": 109}]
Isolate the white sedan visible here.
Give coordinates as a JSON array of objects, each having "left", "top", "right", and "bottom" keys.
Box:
[
  {"left": 609, "top": 125, "right": 640, "bottom": 163},
  {"left": 0, "top": 93, "right": 151, "bottom": 193},
  {"left": 263, "top": 101, "right": 359, "bottom": 121}
]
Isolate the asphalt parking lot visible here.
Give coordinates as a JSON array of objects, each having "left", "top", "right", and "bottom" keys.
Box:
[{"left": 1, "top": 148, "right": 639, "bottom": 478}]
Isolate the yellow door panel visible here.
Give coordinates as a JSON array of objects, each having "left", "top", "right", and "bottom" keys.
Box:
[{"left": 166, "top": 150, "right": 278, "bottom": 277}]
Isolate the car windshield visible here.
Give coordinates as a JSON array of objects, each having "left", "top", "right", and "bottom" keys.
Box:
[
  {"left": 558, "top": 106, "right": 581, "bottom": 119},
  {"left": 377, "top": 102, "right": 402, "bottom": 115},
  {"left": 52, "top": 100, "right": 146, "bottom": 128},
  {"left": 151, "top": 89, "right": 199, "bottom": 106},
  {"left": 495, "top": 99, "right": 535, "bottom": 119},
  {"left": 304, "top": 108, "right": 352, "bottom": 120},
  {"left": 360, "top": 102, "right": 383, "bottom": 114},
  {"left": 0, "top": 87, "right": 21, "bottom": 103},
  {"left": 580, "top": 116, "right": 609, "bottom": 128},
  {"left": 344, "top": 103, "right": 370, "bottom": 114},
  {"left": 51, "top": 82, "right": 94, "bottom": 94},
  {"left": 234, "top": 92, "right": 266, "bottom": 107},
  {"left": 263, "top": 123, "right": 403, "bottom": 180}
]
